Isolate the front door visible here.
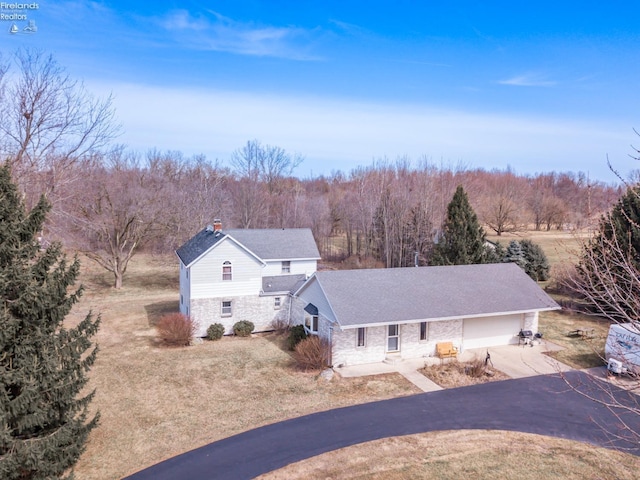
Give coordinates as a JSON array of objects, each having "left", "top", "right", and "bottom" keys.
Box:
[{"left": 387, "top": 324, "right": 400, "bottom": 352}]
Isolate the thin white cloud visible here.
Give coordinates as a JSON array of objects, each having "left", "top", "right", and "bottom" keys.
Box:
[
  {"left": 499, "top": 73, "right": 557, "bottom": 87},
  {"left": 88, "top": 81, "right": 629, "bottom": 182},
  {"left": 329, "top": 19, "right": 370, "bottom": 37},
  {"left": 154, "top": 9, "right": 322, "bottom": 60}
]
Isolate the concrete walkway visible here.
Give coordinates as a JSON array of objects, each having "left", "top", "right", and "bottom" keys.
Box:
[{"left": 336, "top": 340, "right": 573, "bottom": 391}]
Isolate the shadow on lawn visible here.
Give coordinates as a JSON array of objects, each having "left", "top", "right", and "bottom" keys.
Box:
[{"left": 145, "top": 300, "right": 180, "bottom": 327}]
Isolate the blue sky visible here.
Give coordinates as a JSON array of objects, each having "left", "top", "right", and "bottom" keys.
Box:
[{"left": 2, "top": 1, "right": 639, "bottom": 181}]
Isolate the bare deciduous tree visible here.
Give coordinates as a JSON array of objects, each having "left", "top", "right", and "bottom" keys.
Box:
[
  {"left": 69, "top": 151, "right": 163, "bottom": 288},
  {"left": 0, "top": 49, "right": 119, "bottom": 200}
]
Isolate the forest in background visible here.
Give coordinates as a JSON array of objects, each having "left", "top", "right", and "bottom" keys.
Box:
[
  {"left": 0, "top": 49, "right": 626, "bottom": 287},
  {"left": 31, "top": 144, "right": 622, "bottom": 282}
]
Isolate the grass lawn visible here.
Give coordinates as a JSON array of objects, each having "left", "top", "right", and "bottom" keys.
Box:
[
  {"left": 68, "top": 228, "right": 638, "bottom": 478},
  {"left": 69, "top": 255, "right": 420, "bottom": 480},
  {"left": 485, "top": 229, "right": 585, "bottom": 268},
  {"left": 538, "top": 309, "right": 609, "bottom": 369},
  {"left": 259, "top": 430, "right": 640, "bottom": 479}
]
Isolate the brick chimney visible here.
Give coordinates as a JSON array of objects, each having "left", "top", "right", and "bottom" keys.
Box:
[{"left": 213, "top": 219, "right": 222, "bottom": 232}]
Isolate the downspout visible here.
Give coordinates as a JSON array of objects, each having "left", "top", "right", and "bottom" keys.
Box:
[{"left": 328, "top": 324, "right": 333, "bottom": 368}]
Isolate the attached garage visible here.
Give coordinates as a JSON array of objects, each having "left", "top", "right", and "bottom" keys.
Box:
[
  {"left": 462, "top": 314, "right": 523, "bottom": 349},
  {"left": 294, "top": 263, "right": 560, "bottom": 367}
]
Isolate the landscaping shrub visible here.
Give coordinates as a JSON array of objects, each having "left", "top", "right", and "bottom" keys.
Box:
[
  {"left": 206, "top": 323, "right": 225, "bottom": 341},
  {"left": 233, "top": 320, "right": 255, "bottom": 337},
  {"left": 271, "top": 317, "right": 290, "bottom": 333},
  {"left": 293, "top": 335, "right": 330, "bottom": 370},
  {"left": 156, "top": 313, "right": 197, "bottom": 346},
  {"left": 464, "top": 358, "right": 487, "bottom": 378},
  {"left": 287, "top": 324, "right": 308, "bottom": 351}
]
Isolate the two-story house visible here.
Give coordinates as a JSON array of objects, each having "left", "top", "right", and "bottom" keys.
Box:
[{"left": 176, "top": 221, "right": 321, "bottom": 336}]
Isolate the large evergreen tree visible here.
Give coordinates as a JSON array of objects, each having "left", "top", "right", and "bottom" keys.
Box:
[
  {"left": 504, "top": 239, "right": 527, "bottom": 269},
  {"left": 0, "top": 165, "right": 100, "bottom": 479},
  {"left": 570, "top": 185, "right": 640, "bottom": 323},
  {"left": 431, "top": 185, "right": 489, "bottom": 265},
  {"left": 520, "top": 239, "right": 550, "bottom": 281}
]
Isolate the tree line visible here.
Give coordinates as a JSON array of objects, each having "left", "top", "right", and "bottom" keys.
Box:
[{"left": 0, "top": 49, "right": 623, "bottom": 288}]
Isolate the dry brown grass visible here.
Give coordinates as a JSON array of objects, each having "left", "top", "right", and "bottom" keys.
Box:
[
  {"left": 68, "top": 254, "right": 420, "bottom": 480},
  {"left": 486, "top": 229, "right": 585, "bottom": 270},
  {"left": 66, "top": 229, "right": 625, "bottom": 478},
  {"left": 538, "top": 309, "right": 609, "bottom": 369},
  {"left": 420, "top": 359, "right": 510, "bottom": 388},
  {"left": 258, "top": 430, "right": 640, "bottom": 479}
]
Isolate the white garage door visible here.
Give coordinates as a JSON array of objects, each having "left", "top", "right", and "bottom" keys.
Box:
[{"left": 463, "top": 315, "right": 522, "bottom": 349}]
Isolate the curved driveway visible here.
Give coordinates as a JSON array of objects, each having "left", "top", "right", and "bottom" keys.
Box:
[{"left": 126, "top": 371, "right": 640, "bottom": 480}]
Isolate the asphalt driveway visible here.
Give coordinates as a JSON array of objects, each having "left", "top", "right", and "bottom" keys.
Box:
[{"left": 126, "top": 371, "right": 640, "bottom": 480}]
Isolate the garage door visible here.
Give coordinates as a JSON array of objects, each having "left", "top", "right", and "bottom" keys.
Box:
[{"left": 463, "top": 315, "right": 522, "bottom": 349}]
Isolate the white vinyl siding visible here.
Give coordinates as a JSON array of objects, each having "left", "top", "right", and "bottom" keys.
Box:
[
  {"left": 296, "top": 278, "right": 338, "bottom": 324},
  {"left": 262, "top": 259, "right": 317, "bottom": 277},
  {"left": 190, "top": 239, "right": 262, "bottom": 298}
]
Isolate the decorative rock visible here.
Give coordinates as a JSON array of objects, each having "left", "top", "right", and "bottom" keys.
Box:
[
  {"left": 190, "top": 337, "right": 204, "bottom": 346},
  {"left": 319, "top": 368, "right": 334, "bottom": 382}
]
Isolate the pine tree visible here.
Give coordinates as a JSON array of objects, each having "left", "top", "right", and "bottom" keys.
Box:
[
  {"left": 504, "top": 240, "right": 527, "bottom": 269},
  {"left": 520, "top": 239, "right": 550, "bottom": 281},
  {"left": 431, "top": 185, "right": 488, "bottom": 265},
  {"left": 573, "top": 185, "right": 640, "bottom": 322},
  {"left": 0, "top": 165, "right": 100, "bottom": 479}
]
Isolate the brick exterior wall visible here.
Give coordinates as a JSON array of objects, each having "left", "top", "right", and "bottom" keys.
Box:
[
  {"left": 331, "top": 319, "right": 465, "bottom": 366},
  {"left": 523, "top": 312, "right": 539, "bottom": 333},
  {"left": 191, "top": 294, "right": 297, "bottom": 336}
]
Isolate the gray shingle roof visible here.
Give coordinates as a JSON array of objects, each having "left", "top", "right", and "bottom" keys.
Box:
[
  {"left": 175, "top": 228, "right": 227, "bottom": 266},
  {"left": 225, "top": 229, "right": 320, "bottom": 260},
  {"left": 176, "top": 227, "right": 320, "bottom": 266},
  {"left": 306, "top": 263, "right": 559, "bottom": 328},
  {"left": 262, "top": 274, "right": 307, "bottom": 294}
]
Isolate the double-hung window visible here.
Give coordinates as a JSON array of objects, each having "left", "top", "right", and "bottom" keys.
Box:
[
  {"left": 282, "top": 261, "right": 291, "bottom": 274},
  {"left": 221, "top": 301, "right": 232, "bottom": 316},
  {"left": 222, "top": 261, "right": 232, "bottom": 281}
]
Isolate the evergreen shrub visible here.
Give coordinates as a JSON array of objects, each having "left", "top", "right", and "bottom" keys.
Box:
[
  {"left": 233, "top": 320, "right": 255, "bottom": 337},
  {"left": 287, "top": 324, "right": 308, "bottom": 351},
  {"left": 206, "top": 323, "right": 225, "bottom": 341}
]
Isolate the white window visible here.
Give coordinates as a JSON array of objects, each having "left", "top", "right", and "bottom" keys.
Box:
[
  {"left": 222, "top": 261, "right": 232, "bottom": 281},
  {"left": 420, "top": 322, "right": 428, "bottom": 341},
  {"left": 305, "top": 315, "right": 318, "bottom": 333},
  {"left": 274, "top": 297, "right": 281, "bottom": 309},
  {"left": 221, "top": 300, "right": 232, "bottom": 316},
  {"left": 282, "top": 261, "right": 291, "bottom": 273},
  {"left": 357, "top": 327, "right": 366, "bottom": 347}
]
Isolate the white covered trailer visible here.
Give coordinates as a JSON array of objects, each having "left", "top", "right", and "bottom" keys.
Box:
[{"left": 605, "top": 323, "right": 640, "bottom": 375}]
